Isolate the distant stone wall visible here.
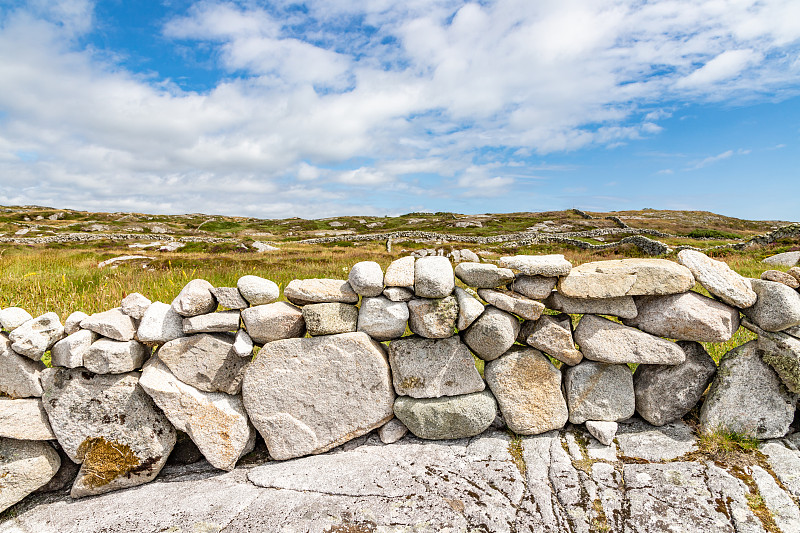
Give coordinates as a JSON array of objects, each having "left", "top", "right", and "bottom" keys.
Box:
[{"left": 2, "top": 252, "right": 800, "bottom": 510}]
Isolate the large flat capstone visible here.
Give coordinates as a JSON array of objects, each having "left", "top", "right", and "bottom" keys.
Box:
[
  {"left": 575, "top": 314, "right": 685, "bottom": 365},
  {"left": 241, "top": 332, "right": 394, "bottom": 460},
  {"left": 558, "top": 258, "right": 694, "bottom": 298}
]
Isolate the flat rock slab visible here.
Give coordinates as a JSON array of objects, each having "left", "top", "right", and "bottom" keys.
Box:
[
  {"left": 182, "top": 310, "right": 240, "bottom": 334},
  {"left": 634, "top": 341, "right": 717, "bottom": 426},
  {"left": 485, "top": 346, "right": 567, "bottom": 435},
  {"left": 82, "top": 339, "right": 148, "bottom": 374},
  {"left": 139, "top": 357, "right": 255, "bottom": 472},
  {"left": 625, "top": 291, "right": 740, "bottom": 342},
  {"left": 209, "top": 287, "right": 249, "bottom": 310},
  {"left": 544, "top": 291, "right": 638, "bottom": 319},
  {"left": 558, "top": 258, "right": 694, "bottom": 298},
  {"left": 454, "top": 262, "right": 515, "bottom": 288},
  {"left": 700, "top": 340, "right": 797, "bottom": 439},
  {"left": 3, "top": 429, "right": 788, "bottom": 533},
  {"left": 242, "top": 332, "right": 394, "bottom": 460},
  {"left": 393, "top": 390, "right": 497, "bottom": 440},
  {"left": 0, "top": 438, "right": 60, "bottom": 514},
  {"left": 158, "top": 333, "right": 247, "bottom": 395},
  {"left": 677, "top": 249, "right": 757, "bottom": 308},
  {"left": 499, "top": 254, "right": 572, "bottom": 276},
  {"left": 615, "top": 418, "right": 697, "bottom": 461},
  {"left": 40, "top": 368, "right": 176, "bottom": 498},
  {"left": 284, "top": 278, "right": 358, "bottom": 305},
  {"left": 762, "top": 269, "right": 800, "bottom": 288},
  {"left": 388, "top": 335, "right": 484, "bottom": 398},
  {"left": 575, "top": 314, "right": 685, "bottom": 365},
  {"left": 0, "top": 398, "right": 55, "bottom": 440}
]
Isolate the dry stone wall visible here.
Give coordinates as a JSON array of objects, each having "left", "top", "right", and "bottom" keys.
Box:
[{"left": 2, "top": 251, "right": 800, "bottom": 512}]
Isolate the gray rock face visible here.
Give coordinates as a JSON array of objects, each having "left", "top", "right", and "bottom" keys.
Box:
[
  {"left": 377, "top": 418, "right": 408, "bottom": 444},
  {"left": 0, "top": 334, "right": 45, "bottom": 398},
  {"left": 242, "top": 332, "right": 394, "bottom": 460},
  {"left": 41, "top": 368, "right": 176, "bottom": 498},
  {"left": 499, "top": 254, "right": 572, "bottom": 276},
  {"left": 80, "top": 308, "right": 137, "bottom": 342},
  {"left": 407, "top": 296, "right": 458, "bottom": 339},
  {"left": 158, "top": 333, "right": 248, "bottom": 395},
  {"left": 393, "top": 390, "right": 497, "bottom": 440},
  {"left": 558, "top": 258, "right": 694, "bottom": 298},
  {"left": 388, "top": 336, "right": 484, "bottom": 398},
  {"left": 233, "top": 329, "right": 253, "bottom": 358},
  {"left": 751, "top": 464, "right": 800, "bottom": 532},
  {"left": 462, "top": 306, "right": 520, "bottom": 361},
  {"left": 564, "top": 361, "right": 635, "bottom": 424},
  {"left": 136, "top": 301, "right": 185, "bottom": 344},
  {"left": 700, "top": 341, "right": 797, "bottom": 439},
  {"left": 120, "top": 293, "right": 151, "bottom": 320},
  {"left": 615, "top": 418, "right": 698, "bottom": 461},
  {"left": 478, "top": 288, "right": 545, "bottom": 320},
  {"left": 753, "top": 326, "right": 800, "bottom": 393},
  {"left": 82, "top": 339, "right": 148, "bottom": 374},
  {"left": 575, "top": 314, "right": 685, "bottom": 365},
  {"left": 236, "top": 276, "right": 280, "bottom": 306},
  {"left": 485, "top": 346, "right": 567, "bottom": 435},
  {"left": 544, "top": 291, "right": 638, "bottom": 319},
  {"left": 762, "top": 250, "right": 800, "bottom": 266},
  {"left": 64, "top": 311, "right": 90, "bottom": 335},
  {"left": 677, "top": 249, "right": 757, "bottom": 308},
  {"left": 0, "top": 398, "right": 55, "bottom": 440},
  {"left": 454, "top": 262, "right": 515, "bottom": 288},
  {"left": 182, "top": 310, "right": 240, "bottom": 334},
  {"left": 383, "top": 256, "right": 415, "bottom": 288},
  {"left": 585, "top": 421, "right": 617, "bottom": 446},
  {"left": 518, "top": 313, "right": 582, "bottom": 366},
  {"left": 0, "top": 438, "right": 60, "bottom": 513},
  {"left": 302, "top": 303, "right": 359, "bottom": 336},
  {"left": 414, "top": 256, "right": 454, "bottom": 298},
  {"left": 0, "top": 307, "right": 32, "bottom": 331},
  {"left": 357, "top": 296, "right": 408, "bottom": 341},
  {"left": 240, "top": 302, "right": 305, "bottom": 344},
  {"left": 762, "top": 269, "right": 800, "bottom": 288},
  {"left": 284, "top": 278, "right": 358, "bottom": 305},
  {"left": 454, "top": 287, "right": 484, "bottom": 330},
  {"left": 348, "top": 261, "right": 384, "bottom": 297},
  {"left": 383, "top": 286, "right": 414, "bottom": 302},
  {"left": 139, "top": 357, "right": 255, "bottom": 472},
  {"left": 509, "top": 275, "right": 558, "bottom": 300},
  {"left": 9, "top": 312, "right": 64, "bottom": 360},
  {"left": 624, "top": 291, "right": 740, "bottom": 342},
  {"left": 634, "top": 341, "right": 717, "bottom": 426},
  {"left": 209, "top": 287, "right": 249, "bottom": 310},
  {"left": 171, "top": 279, "right": 217, "bottom": 317},
  {"left": 744, "top": 279, "right": 800, "bottom": 331}
]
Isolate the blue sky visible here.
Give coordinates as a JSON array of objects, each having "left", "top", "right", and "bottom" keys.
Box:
[{"left": 0, "top": 1, "right": 798, "bottom": 221}]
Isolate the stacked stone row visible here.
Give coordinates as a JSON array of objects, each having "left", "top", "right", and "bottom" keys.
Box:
[{"left": 2, "top": 251, "right": 800, "bottom": 513}]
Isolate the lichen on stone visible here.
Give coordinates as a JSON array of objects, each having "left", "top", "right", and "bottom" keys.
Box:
[{"left": 77, "top": 437, "right": 140, "bottom": 488}]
